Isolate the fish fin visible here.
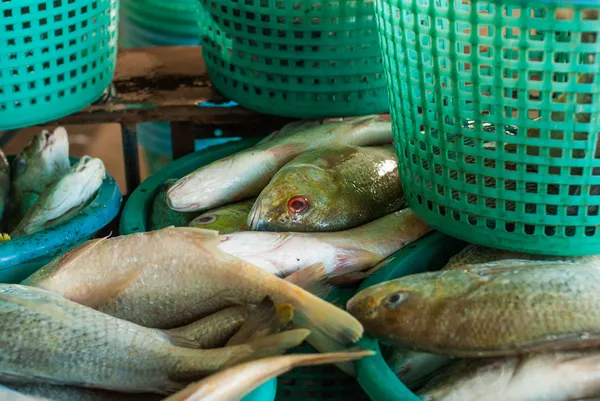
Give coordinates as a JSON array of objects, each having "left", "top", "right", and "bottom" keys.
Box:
[
  {"left": 162, "top": 330, "right": 205, "bottom": 349},
  {"left": 73, "top": 267, "right": 142, "bottom": 308},
  {"left": 331, "top": 246, "right": 381, "bottom": 276},
  {"left": 226, "top": 296, "right": 278, "bottom": 345},
  {"left": 302, "top": 328, "right": 357, "bottom": 376},
  {"left": 225, "top": 329, "right": 311, "bottom": 367},
  {"left": 285, "top": 263, "right": 332, "bottom": 299},
  {"left": 267, "top": 143, "right": 304, "bottom": 160},
  {"left": 329, "top": 256, "right": 396, "bottom": 285}
]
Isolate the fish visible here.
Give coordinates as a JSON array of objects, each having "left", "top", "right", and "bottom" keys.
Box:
[
  {"left": 0, "top": 149, "right": 9, "bottom": 226},
  {"left": 9, "top": 127, "right": 71, "bottom": 226},
  {"left": 347, "top": 261, "right": 600, "bottom": 357},
  {"left": 164, "top": 350, "right": 374, "bottom": 401},
  {"left": 22, "top": 228, "right": 364, "bottom": 371},
  {"left": 249, "top": 145, "right": 403, "bottom": 232},
  {"left": 0, "top": 385, "right": 50, "bottom": 401},
  {"left": 418, "top": 351, "right": 600, "bottom": 401},
  {"left": 11, "top": 156, "right": 106, "bottom": 237},
  {"left": 0, "top": 284, "right": 310, "bottom": 394},
  {"left": 150, "top": 180, "right": 199, "bottom": 230},
  {"left": 4, "top": 384, "right": 161, "bottom": 401},
  {"left": 385, "top": 348, "right": 455, "bottom": 390},
  {"left": 220, "top": 209, "right": 432, "bottom": 279},
  {"left": 167, "top": 115, "right": 393, "bottom": 213},
  {"left": 189, "top": 199, "right": 255, "bottom": 234}
]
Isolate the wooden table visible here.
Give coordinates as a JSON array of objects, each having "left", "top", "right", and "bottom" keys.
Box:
[{"left": 45, "top": 46, "right": 295, "bottom": 195}]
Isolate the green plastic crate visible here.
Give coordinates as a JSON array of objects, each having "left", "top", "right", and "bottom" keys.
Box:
[
  {"left": 355, "top": 232, "right": 466, "bottom": 401},
  {"left": 197, "top": 0, "right": 389, "bottom": 118},
  {"left": 0, "top": 0, "right": 119, "bottom": 130},
  {"left": 121, "top": 138, "right": 373, "bottom": 401},
  {"left": 375, "top": 0, "right": 600, "bottom": 255}
]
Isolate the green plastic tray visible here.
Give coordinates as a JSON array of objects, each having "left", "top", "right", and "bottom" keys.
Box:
[
  {"left": 375, "top": 0, "right": 600, "bottom": 255},
  {"left": 355, "top": 232, "right": 467, "bottom": 400},
  {"left": 197, "top": 0, "right": 389, "bottom": 118},
  {"left": 0, "top": 0, "right": 119, "bottom": 130},
  {"left": 121, "top": 138, "right": 374, "bottom": 400}
]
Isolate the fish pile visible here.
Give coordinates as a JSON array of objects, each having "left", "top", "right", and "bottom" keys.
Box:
[
  {"left": 347, "top": 244, "right": 600, "bottom": 401},
  {"left": 0, "top": 127, "right": 106, "bottom": 239}
]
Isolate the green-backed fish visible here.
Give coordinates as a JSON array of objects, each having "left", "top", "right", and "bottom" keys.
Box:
[
  {"left": 0, "top": 284, "right": 310, "bottom": 394},
  {"left": 347, "top": 261, "right": 600, "bottom": 357},
  {"left": 11, "top": 156, "right": 105, "bottom": 237},
  {"left": 9, "top": 127, "right": 71, "bottom": 225},
  {"left": 0, "top": 148, "right": 9, "bottom": 225},
  {"left": 419, "top": 351, "right": 600, "bottom": 401},
  {"left": 385, "top": 348, "right": 454, "bottom": 390},
  {"left": 167, "top": 116, "right": 393, "bottom": 213},
  {"left": 249, "top": 145, "right": 403, "bottom": 232},
  {"left": 150, "top": 180, "right": 199, "bottom": 230},
  {"left": 22, "top": 228, "right": 364, "bottom": 373},
  {"left": 164, "top": 350, "right": 374, "bottom": 401},
  {"left": 189, "top": 199, "right": 255, "bottom": 234},
  {"left": 5, "top": 384, "right": 161, "bottom": 401},
  {"left": 219, "top": 209, "right": 432, "bottom": 279}
]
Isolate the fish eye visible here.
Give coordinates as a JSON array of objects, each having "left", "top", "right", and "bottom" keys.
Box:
[
  {"left": 195, "top": 215, "right": 217, "bottom": 225},
  {"left": 288, "top": 196, "right": 308, "bottom": 214},
  {"left": 385, "top": 292, "right": 408, "bottom": 309}
]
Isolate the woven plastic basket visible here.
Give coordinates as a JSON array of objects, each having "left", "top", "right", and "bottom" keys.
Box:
[
  {"left": 355, "top": 232, "right": 466, "bottom": 401},
  {"left": 376, "top": 0, "right": 600, "bottom": 255},
  {"left": 0, "top": 0, "right": 119, "bottom": 130},
  {"left": 197, "top": 0, "right": 389, "bottom": 118}
]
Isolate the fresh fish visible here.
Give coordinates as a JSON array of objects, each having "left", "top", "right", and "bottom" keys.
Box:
[
  {"left": 0, "top": 385, "right": 49, "bottom": 401},
  {"left": 150, "top": 180, "right": 199, "bottom": 230},
  {"left": 9, "top": 127, "right": 71, "bottom": 225},
  {"left": 249, "top": 145, "right": 403, "bottom": 232},
  {"left": 444, "top": 244, "right": 600, "bottom": 270},
  {"left": 167, "top": 116, "right": 393, "bottom": 212},
  {"left": 164, "top": 350, "right": 374, "bottom": 401},
  {"left": 220, "top": 209, "right": 432, "bottom": 279},
  {"left": 0, "top": 149, "right": 9, "bottom": 226},
  {"left": 419, "top": 351, "right": 600, "bottom": 401},
  {"left": 385, "top": 348, "right": 454, "bottom": 390},
  {"left": 22, "top": 229, "right": 364, "bottom": 371},
  {"left": 11, "top": 156, "right": 105, "bottom": 237},
  {"left": 189, "top": 199, "right": 255, "bottom": 234},
  {"left": 347, "top": 261, "right": 600, "bottom": 357},
  {"left": 0, "top": 284, "right": 310, "bottom": 394},
  {"left": 4, "top": 384, "right": 161, "bottom": 401}
]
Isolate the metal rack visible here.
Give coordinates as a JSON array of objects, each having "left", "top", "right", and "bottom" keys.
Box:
[{"left": 41, "top": 46, "right": 296, "bottom": 195}]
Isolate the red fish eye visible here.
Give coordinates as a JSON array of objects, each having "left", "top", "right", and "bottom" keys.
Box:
[{"left": 288, "top": 196, "right": 308, "bottom": 214}]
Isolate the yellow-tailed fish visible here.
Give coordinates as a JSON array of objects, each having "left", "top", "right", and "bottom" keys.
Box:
[
  {"left": 9, "top": 127, "right": 71, "bottom": 227},
  {"left": 220, "top": 209, "right": 432, "bottom": 279},
  {"left": 22, "top": 229, "right": 364, "bottom": 373},
  {"left": 0, "top": 284, "right": 310, "bottom": 394},
  {"left": 347, "top": 261, "right": 600, "bottom": 357},
  {"left": 249, "top": 145, "right": 403, "bottom": 232},
  {"left": 189, "top": 199, "right": 255, "bottom": 234},
  {"left": 4, "top": 384, "right": 161, "bottom": 401},
  {"left": 11, "top": 156, "right": 105, "bottom": 237},
  {"left": 167, "top": 116, "right": 393, "bottom": 213},
  {"left": 150, "top": 180, "right": 199, "bottom": 230},
  {"left": 164, "top": 350, "right": 374, "bottom": 401},
  {"left": 419, "top": 351, "right": 600, "bottom": 401}
]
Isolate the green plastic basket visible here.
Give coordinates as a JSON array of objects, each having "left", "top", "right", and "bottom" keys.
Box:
[
  {"left": 355, "top": 232, "right": 466, "bottom": 401},
  {"left": 0, "top": 0, "right": 119, "bottom": 130},
  {"left": 375, "top": 0, "right": 600, "bottom": 255},
  {"left": 121, "top": 0, "right": 199, "bottom": 37},
  {"left": 197, "top": 0, "right": 389, "bottom": 118},
  {"left": 121, "top": 138, "right": 373, "bottom": 401}
]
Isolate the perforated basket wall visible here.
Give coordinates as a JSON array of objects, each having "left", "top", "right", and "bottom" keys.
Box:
[
  {"left": 376, "top": 0, "right": 600, "bottom": 255},
  {"left": 0, "top": 0, "right": 119, "bottom": 130},
  {"left": 197, "top": 0, "right": 389, "bottom": 118}
]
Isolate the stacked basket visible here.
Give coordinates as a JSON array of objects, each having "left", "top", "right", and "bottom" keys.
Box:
[{"left": 120, "top": 0, "right": 240, "bottom": 174}]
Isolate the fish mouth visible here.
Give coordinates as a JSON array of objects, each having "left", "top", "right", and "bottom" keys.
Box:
[
  {"left": 346, "top": 296, "right": 380, "bottom": 321},
  {"left": 166, "top": 178, "right": 201, "bottom": 212}
]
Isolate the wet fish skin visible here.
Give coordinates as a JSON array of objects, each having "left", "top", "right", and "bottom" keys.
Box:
[
  {"left": 167, "top": 116, "right": 393, "bottom": 213},
  {"left": 249, "top": 145, "right": 403, "bottom": 232},
  {"left": 9, "top": 128, "right": 71, "bottom": 224},
  {"left": 347, "top": 261, "right": 600, "bottom": 357},
  {"left": 22, "top": 228, "right": 364, "bottom": 368},
  {"left": 164, "top": 350, "right": 374, "bottom": 401},
  {"left": 150, "top": 180, "right": 199, "bottom": 230},
  {"left": 220, "top": 209, "right": 432, "bottom": 278},
  {"left": 0, "top": 385, "right": 50, "bottom": 401},
  {"left": 11, "top": 156, "right": 105, "bottom": 237},
  {"left": 385, "top": 348, "right": 454, "bottom": 390},
  {"left": 419, "top": 351, "right": 600, "bottom": 401},
  {"left": 0, "top": 284, "right": 310, "bottom": 394},
  {"left": 189, "top": 199, "right": 255, "bottom": 234},
  {"left": 5, "top": 384, "right": 161, "bottom": 401}
]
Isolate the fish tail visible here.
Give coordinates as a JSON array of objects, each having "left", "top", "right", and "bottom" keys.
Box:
[{"left": 224, "top": 329, "right": 311, "bottom": 367}]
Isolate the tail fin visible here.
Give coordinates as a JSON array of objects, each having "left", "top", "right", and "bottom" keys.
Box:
[{"left": 226, "top": 297, "right": 293, "bottom": 346}]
